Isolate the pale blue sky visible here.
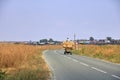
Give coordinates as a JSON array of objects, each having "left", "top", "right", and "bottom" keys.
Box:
[{"left": 0, "top": 0, "right": 120, "bottom": 41}]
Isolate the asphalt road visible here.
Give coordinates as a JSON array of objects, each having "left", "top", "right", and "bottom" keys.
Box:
[{"left": 43, "top": 50, "right": 120, "bottom": 80}]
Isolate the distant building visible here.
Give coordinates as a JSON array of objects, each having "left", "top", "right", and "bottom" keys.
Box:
[{"left": 77, "top": 39, "right": 90, "bottom": 44}]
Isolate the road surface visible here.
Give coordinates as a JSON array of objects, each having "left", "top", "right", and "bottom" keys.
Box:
[{"left": 43, "top": 50, "right": 120, "bottom": 80}]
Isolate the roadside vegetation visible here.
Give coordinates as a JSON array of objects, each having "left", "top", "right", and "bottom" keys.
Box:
[
  {"left": 73, "top": 44, "right": 120, "bottom": 63},
  {"left": 0, "top": 43, "right": 119, "bottom": 80},
  {"left": 0, "top": 43, "right": 62, "bottom": 80}
]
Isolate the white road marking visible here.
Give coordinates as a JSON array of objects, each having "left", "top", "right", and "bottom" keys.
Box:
[
  {"left": 43, "top": 51, "right": 56, "bottom": 80},
  {"left": 79, "top": 62, "right": 89, "bottom": 66},
  {"left": 72, "top": 59, "right": 79, "bottom": 62},
  {"left": 63, "top": 55, "right": 66, "bottom": 57},
  {"left": 91, "top": 67, "right": 107, "bottom": 73},
  {"left": 45, "top": 50, "right": 120, "bottom": 80},
  {"left": 55, "top": 52, "right": 61, "bottom": 56},
  {"left": 54, "top": 50, "right": 56, "bottom": 53},
  {"left": 112, "top": 75, "right": 120, "bottom": 79},
  {"left": 68, "top": 57, "right": 73, "bottom": 60},
  {"left": 66, "top": 57, "right": 72, "bottom": 59},
  {"left": 62, "top": 55, "right": 90, "bottom": 66}
]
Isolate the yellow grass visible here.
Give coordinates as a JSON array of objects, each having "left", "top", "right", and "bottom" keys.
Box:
[
  {"left": 0, "top": 43, "right": 62, "bottom": 80},
  {"left": 2, "top": 43, "right": 119, "bottom": 79},
  {"left": 0, "top": 43, "right": 37, "bottom": 68},
  {"left": 0, "top": 43, "right": 62, "bottom": 68},
  {"left": 73, "top": 44, "right": 120, "bottom": 63}
]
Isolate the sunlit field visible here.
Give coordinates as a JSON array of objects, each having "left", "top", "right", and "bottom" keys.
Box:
[
  {"left": 73, "top": 44, "right": 120, "bottom": 63},
  {"left": 0, "top": 43, "right": 62, "bottom": 80},
  {"left": 0, "top": 43, "right": 120, "bottom": 80}
]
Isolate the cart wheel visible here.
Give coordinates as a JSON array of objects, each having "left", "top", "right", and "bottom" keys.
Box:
[
  {"left": 70, "top": 52, "right": 72, "bottom": 55},
  {"left": 64, "top": 51, "right": 66, "bottom": 55}
]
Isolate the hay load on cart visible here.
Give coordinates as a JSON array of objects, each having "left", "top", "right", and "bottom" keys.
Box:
[{"left": 62, "top": 40, "right": 75, "bottom": 55}]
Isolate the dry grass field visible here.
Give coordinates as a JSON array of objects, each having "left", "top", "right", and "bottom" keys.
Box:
[
  {"left": 0, "top": 43, "right": 119, "bottom": 80},
  {"left": 0, "top": 43, "right": 62, "bottom": 80},
  {"left": 73, "top": 44, "right": 120, "bottom": 63}
]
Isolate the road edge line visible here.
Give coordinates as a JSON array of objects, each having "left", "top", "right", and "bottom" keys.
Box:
[{"left": 43, "top": 50, "right": 55, "bottom": 80}]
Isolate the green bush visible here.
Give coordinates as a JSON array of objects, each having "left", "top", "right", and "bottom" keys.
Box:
[{"left": 0, "top": 70, "right": 6, "bottom": 80}]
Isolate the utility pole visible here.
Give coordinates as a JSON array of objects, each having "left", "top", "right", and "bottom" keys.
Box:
[{"left": 74, "top": 33, "right": 76, "bottom": 50}]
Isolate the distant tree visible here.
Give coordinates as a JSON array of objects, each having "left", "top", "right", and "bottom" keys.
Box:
[
  {"left": 29, "top": 40, "right": 32, "bottom": 44},
  {"left": 36, "top": 42, "right": 39, "bottom": 45},
  {"left": 40, "top": 39, "right": 48, "bottom": 43},
  {"left": 89, "top": 37, "right": 94, "bottom": 41},
  {"left": 106, "top": 37, "right": 112, "bottom": 41},
  {"left": 48, "top": 38, "right": 54, "bottom": 42}
]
